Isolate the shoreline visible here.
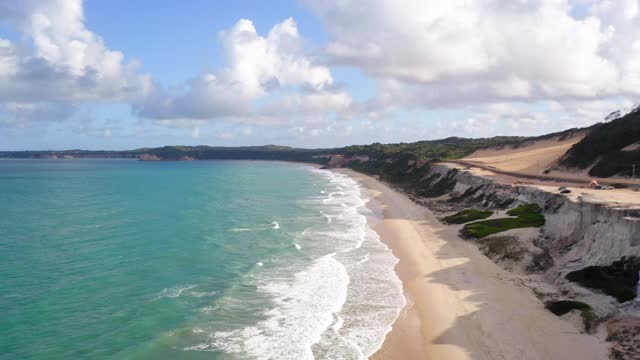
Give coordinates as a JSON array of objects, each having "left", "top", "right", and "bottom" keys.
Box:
[{"left": 335, "top": 168, "right": 609, "bottom": 360}]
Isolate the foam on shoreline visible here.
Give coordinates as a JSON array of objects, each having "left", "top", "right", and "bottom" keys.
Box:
[{"left": 185, "top": 167, "right": 405, "bottom": 359}]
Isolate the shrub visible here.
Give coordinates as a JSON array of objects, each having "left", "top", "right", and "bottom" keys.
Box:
[
  {"left": 565, "top": 257, "right": 640, "bottom": 303},
  {"left": 506, "top": 203, "right": 541, "bottom": 216},
  {"left": 580, "top": 308, "right": 599, "bottom": 333},
  {"left": 545, "top": 300, "right": 592, "bottom": 316},
  {"left": 443, "top": 209, "right": 493, "bottom": 224},
  {"left": 461, "top": 203, "right": 545, "bottom": 238},
  {"left": 545, "top": 300, "right": 598, "bottom": 332}
]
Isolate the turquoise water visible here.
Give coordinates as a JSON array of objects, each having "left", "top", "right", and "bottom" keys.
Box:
[{"left": 0, "top": 160, "right": 403, "bottom": 359}]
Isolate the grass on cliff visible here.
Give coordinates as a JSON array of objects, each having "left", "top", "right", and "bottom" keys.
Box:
[
  {"left": 443, "top": 209, "right": 493, "bottom": 224},
  {"left": 461, "top": 203, "right": 545, "bottom": 239},
  {"left": 545, "top": 300, "right": 592, "bottom": 315},
  {"left": 545, "top": 300, "right": 598, "bottom": 332},
  {"left": 565, "top": 257, "right": 640, "bottom": 303}
]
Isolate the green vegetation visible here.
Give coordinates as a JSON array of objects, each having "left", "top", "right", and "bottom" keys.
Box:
[
  {"left": 340, "top": 136, "right": 529, "bottom": 198},
  {"left": 348, "top": 152, "right": 431, "bottom": 185},
  {"left": 580, "top": 308, "right": 599, "bottom": 333},
  {"left": 545, "top": 300, "right": 592, "bottom": 316},
  {"left": 560, "top": 108, "right": 640, "bottom": 177},
  {"left": 545, "top": 300, "right": 598, "bottom": 332},
  {"left": 589, "top": 150, "right": 640, "bottom": 177},
  {"left": 505, "top": 203, "right": 541, "bottom": 217},
  {"left": 565, "top": 256, "right": 640, "bottom": 303},
  {"left": 443, "top": 209, "right": 493, "bottom": 224},
  {"left": 340, "top": 136, "right": 525, "bottom": 162},
  {"left": 0, "top": 145, "right": 332, "bottom": 163},
  {"left": 477, "top": 236, "right": 526, "bottom": 262},
  {"left": 461, "top": 203, "right": 545, "bottom": 238}
]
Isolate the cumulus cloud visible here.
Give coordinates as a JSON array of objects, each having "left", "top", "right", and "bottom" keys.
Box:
[
  {"left": 2, "top": 0, "right": 639, "bottom": 145},
  {"left": 135, "top": 18, "right": 352, "bottom": 125},
  {"left": 305, "top": 0, "right": 640, "bottom": 108},
  {"left": 0, "top": 0, "right": 149, "bottom": 103},
  {"left": 0, "top": 0, "right": 151, "bottom": 128}
]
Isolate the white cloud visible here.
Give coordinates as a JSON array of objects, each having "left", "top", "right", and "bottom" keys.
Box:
[
  {"left": 305, "top": 0, "right": 640, "bottom": 108},
  {"left": 1, "top": 0, "right": 638, "bottom": 145},
  {"left": 0, "top": 0, "right": 149, "bottom": 103},
  {"left": 136, "top": 18, "right": 352, "bottom": 125}
]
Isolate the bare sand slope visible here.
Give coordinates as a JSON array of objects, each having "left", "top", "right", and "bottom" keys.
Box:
[
  {"left": 337, "top": 169, "right": 609, "bottom": 360},
  {"left": 463, "top": 136, "right": 583, "bottom": 175}
]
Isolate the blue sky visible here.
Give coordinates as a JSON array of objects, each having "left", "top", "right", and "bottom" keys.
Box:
[
  {"left": 84, "top": 0, "right": 325, "bottom": 83},
  {"left": 0, "top": 0, "right": 638, "bottom": 150}
]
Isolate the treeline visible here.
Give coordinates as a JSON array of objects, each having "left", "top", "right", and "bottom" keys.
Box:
[
  {"left": 0, "top": 145, "right": 331, "bottom": 164},
  {"left": 341, "top": 136, "right": 525, "bottom": 161},
  {"left": 142, "top": 145, "right": 330, "bottom": 163},
  {"left": 560, "top": 109, "right": 640, "bottom": 177}
]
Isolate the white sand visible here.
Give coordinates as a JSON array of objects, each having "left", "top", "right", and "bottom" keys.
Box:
[
  {"left": 463, "top": 137, "right": 583, "bottom": 175},
  {"left": 335, "top": 169, "right": 609, "bottom": 360}
]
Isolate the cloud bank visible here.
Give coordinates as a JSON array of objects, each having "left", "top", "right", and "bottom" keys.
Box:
[
  {"left": 2, "top": 0, "right": 640, "bottom": 145},
  {"left": 306, "top": 0, "right": 640, "bottom": 107}
]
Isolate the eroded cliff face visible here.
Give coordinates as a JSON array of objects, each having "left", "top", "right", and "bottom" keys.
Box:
[
  {"left": 334, "top": 155, "right": 640, "bottom": 276},
  {"left": 428, "top": 163, "right": 640, "bottom": 277},
  {"left": 541, "top": 197, "right": 640, "bottom": 277},
  {"left": 421, "top": 163, "right": 640, "bottom": 358}
]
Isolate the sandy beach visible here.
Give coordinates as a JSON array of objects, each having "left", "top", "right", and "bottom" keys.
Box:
[{"left": 336, "top": 169, "right": 609, "bottom": 360}]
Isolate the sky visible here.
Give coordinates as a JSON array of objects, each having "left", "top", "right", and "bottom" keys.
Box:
[{"left": 1, "top": 0, "right": 640, "bottom": 150}]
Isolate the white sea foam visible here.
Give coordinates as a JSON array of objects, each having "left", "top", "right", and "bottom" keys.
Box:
[
  {"left": 199, "top": 305, "right": 219, "bottom": 313},
  {"left": 187, "top": 168, "right": 404, "bottom": 359},
  {"left": 355, "top": 253, "right": 370, "bottom": 265},
  {"left": 183, "top": 343, "right": 209, "bottom": 351},
  {"left": 211, "top": 255, "right": 349, "bottom": 359},
  {"left": 321, "top": 212, "right": 332, "bottom": 223},
  {"left": 230, "top": 221, "right": 281, "bottom": 232},
  {"left": 151, "top": 284, "right": 197, "bottom": 300},
  {"left": 151, "top": 285, "right": 217, "bottom": 301},
  {"left": 188, "top": 290, "right": 217, "bottom": 298},
  {"left": 308, "top": 169, "right": 405, "bottom": 358}
]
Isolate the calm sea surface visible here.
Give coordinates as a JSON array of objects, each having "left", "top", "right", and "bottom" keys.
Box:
[{"left": 0, "top": 159, "right": 403, "bottom": 359}]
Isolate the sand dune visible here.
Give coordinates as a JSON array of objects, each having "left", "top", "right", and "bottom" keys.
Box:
[{"left": 463, "top": 136, "right": 584, "bottom": 175}]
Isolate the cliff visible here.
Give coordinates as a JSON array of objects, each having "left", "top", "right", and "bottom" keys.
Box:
[{"left": 374, "top": 160, "right": 640, "bottom": 358}]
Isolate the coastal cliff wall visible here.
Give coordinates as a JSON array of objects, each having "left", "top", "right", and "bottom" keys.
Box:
[
  {"left": 325, "top": 153, "right": 640, "bottom": 278},
  {"left": 419, "top": 163, "right": 640, "bottom": 357},
  {"left": 427, "top": 163, "right": 640, "bottom": 277},
  {"left": 325, "top": 151, "right": 640, "bottom": 358}
]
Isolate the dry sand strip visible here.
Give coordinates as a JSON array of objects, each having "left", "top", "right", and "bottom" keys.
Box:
[{"left": 335, "top": 169, "right": 609, "bottom": 360}]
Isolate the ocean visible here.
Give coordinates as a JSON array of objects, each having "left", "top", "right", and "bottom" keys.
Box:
[{"left": 0, "top": 159, "right": 404, "bottom": 359}]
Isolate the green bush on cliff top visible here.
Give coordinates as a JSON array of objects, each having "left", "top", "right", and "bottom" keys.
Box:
[
  {"left": 443, "top": 209, "right": 493, "bottom": 224},
  {"left": 545, "top": 300, "right": 592, "bottom": 316},
  {"left": 461, "top": 203, "right": 545, "bottom": 238}
]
